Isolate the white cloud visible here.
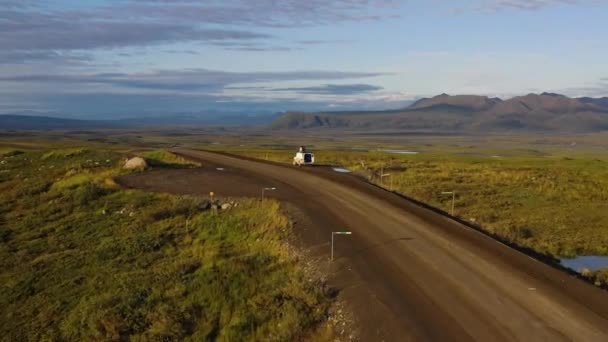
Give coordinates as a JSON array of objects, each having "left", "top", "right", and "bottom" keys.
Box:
[{"left": 478, "top": 0, "right": 604, "bottom": 12}]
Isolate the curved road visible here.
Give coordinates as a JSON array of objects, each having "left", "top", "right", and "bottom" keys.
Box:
[{"left": 136, "top": 149, "right": 608, "bottom": 341}]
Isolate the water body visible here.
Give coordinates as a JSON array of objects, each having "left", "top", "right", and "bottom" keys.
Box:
[
  {"left": 383, "top": 149, "right": 420, "bottom": 155},
  {"left": 560, "top": 256, "right": 608, "bottom": 271},
  {"left": 332, "top": 167, "right": 351, "bottom": 173}
]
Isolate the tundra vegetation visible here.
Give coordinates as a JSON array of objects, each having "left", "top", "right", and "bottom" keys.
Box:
[
  {"left": 0, "top": 147, "right": 332, "bottom": 340},
  {"left": 140, "top": 149, "right": 201, "bottom": 167},
  {"left": 230, "top": 147, "right": 608, "bottom": 286}
]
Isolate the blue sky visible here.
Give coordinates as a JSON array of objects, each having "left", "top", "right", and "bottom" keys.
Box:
[{"left": 1, "top": 0, "right": 607, "bottom": 118}]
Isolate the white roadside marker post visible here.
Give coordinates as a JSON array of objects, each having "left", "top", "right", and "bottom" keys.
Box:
[
  {"left": 331, "top": 231, "right": 352, "bottom": 262},
  {"left": 381, "top": 173, "right": 391, "bottom": 191},
  {"left": 441, "top": 191, "right": 456, "bottom": 216}
]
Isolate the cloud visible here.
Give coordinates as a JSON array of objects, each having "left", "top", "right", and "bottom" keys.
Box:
[
  {"left": 0, "top": 51, "right": 92, "bottom": 64},
  {"left": 0, "top": 0, "right": 404, "bottom": 67},
  {"left": 226, "top": 46, "right": 297, "bottom": 52},
  {"left": 0, "top": 10, "right": 270, "bottom": 52},
  {"left": 1, "top": 91, "right": 411, "bottom": 118},
  {"left": 297, "top": 40, "right": 353, "bottom": 46},
  {"left": 164, "top": 50, "right": 200, "bottom": 55},
  {"left": 0, "top": 1, "right": 406, "bottom": 116},
  {"left": 1, "top": 0, "right": 38, "bottom": 9},
  {"left": 123, "top": 0, "right": 402, "bottom": 27},
  {"left": 272, "top": 84, "right": 383, "bottom": 95},
  {"left": 478, "top": 0, "right": 600, "bottom": 12},
  {"left": 554, "top": 78, "right": 608, "bottom": 98},
  {"left": 210, "top": 41, "right": 299, "bottom": 52},
  {"left": 0, "top": 69, "right": 389, "bottom": 93},
  {"left": 0, "top": 68, "right": 398, "bottom": 116}
]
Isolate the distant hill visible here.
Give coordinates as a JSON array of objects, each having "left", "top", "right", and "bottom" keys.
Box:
[
  {"left": 271, "top": 93, "right": 608, "bottom": 132},
  {"left": 0, "top": 115, "right": 114, "bottom": 130},
  {"left": 410, "top": 94, "right": 502, "bottom": 111},
  {"left": 578, "top": 97, "right": 608, "bottom": 110},
  {"left": 0, "top": 112, "right": 278, "bottom": 130}
]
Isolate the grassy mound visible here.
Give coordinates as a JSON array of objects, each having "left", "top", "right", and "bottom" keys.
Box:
[
  {"left": 41, "top": 148, "right": 88, "bottom": 160},
  {"left": 0, "top": 149, "right": 24, "bottom": 157},
  {"left": 0, "top": 149, "right": 330, "bottom": 340}
]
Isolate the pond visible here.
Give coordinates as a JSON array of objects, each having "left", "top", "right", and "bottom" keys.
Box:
[
  {"left": 383, "top": 149, "right": 419, "bottom": 155},
  {"left": 332, "top": 167, "right": 351, "bottom": 173},
  {"left": 560, "top": 256, "right": 608, "bottom": 272}
]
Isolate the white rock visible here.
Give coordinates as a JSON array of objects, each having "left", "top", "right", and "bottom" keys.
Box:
[{"left": 124, "top": 157, "right": 147, "bottom": 170}]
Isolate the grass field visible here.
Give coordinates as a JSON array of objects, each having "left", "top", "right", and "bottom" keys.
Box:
[
  {"left": 229, "top": 148, "right": 608, "bottom": 258},
  {"left": 0, "top": 147, "right": 332, "bottom": 340},
  {"left": 228, "top": 147, "right": 608, "bottom": 287},
  {"left": 2, "top": 129, "right": 607, "bottom": 327}
]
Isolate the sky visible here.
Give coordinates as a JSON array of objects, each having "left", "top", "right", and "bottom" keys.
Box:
[{"left": 1, "top": 0, "right": 607, "bottom": 118}]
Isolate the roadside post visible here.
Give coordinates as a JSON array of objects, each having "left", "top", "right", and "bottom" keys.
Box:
[
  {"left": 331, "top": 231, "right": 352, "bottom": 262},
  {"left": 381, "top": 172, "right": 391, "bottom": 191},
  {"left": 441, "top": 191, "right": 456, "bottom": 215},
  {"left": 261, "top": 187, "right": 276, "bottom": 201},
  {"left": 209, "top": 191, "right": 217, "bottom": 217}
]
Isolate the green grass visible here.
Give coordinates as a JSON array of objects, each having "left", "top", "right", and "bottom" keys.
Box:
[
  {"left": 231, "top": 148, "right": 608, "bottom": 259},
  {"left": 233, "top": 146, "right": 608, "bottom": 285},
  {"left": 0, "top": 149, "right": 24, "bottom": 157},
  {"left": 0, "top": 148, "right": 331, "bottom": 340},
  {"left": 41, "top": 148, "right": 88, "bottom": 160},
  {"left": 583, "top": 269, "right": 608, "bottom": 287}
]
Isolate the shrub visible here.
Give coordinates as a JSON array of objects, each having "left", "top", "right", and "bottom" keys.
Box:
[
  {"left": 0, "top": 150, "right": 24, "bottom": 157},
  {"left": 41, "top": 148, "right": 87, "bottom": 160}
]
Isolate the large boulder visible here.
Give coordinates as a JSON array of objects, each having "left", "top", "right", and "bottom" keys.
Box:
[{"left": 124, "top": 157, "right": 147, "bottom": 170}]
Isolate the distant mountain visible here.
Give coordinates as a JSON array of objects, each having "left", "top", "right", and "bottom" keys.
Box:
[
  {"left": 578, "top": 97, "right": 608, "bottom": 110},
  {"left": 5, "top": 94, "right": 608, "bottom": 132},
  {"left": 410, "top": 94, "right": 502, "bottom": 111},
  {"left": 0, "top": 115, "right": 115, "bottom": 130},
  {"left": 490, "top": 93, "right": 595, "bottom": 115},
  {"left": 271, "top": 93, "right": 608, "bottom": 132},
  {"left": 0, "top": 112, "right": 277, "bottom": 130},
  {"left": 270, "top": 112, "right": 353, "bottom": 129},
  {"left": 116, "top": 113, "right": 277, "bottom": 126}
]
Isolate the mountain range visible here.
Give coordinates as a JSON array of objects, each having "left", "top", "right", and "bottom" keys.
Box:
[
  {"left": 271, "top": 93, "right": 608, "bottom": 132},
  {"left": 2, "top": 93, "right": 608, "bottom": 132},
  {"left": 0, "top": 112, "right": 278, "bottom": 130},
  {"left": 0, "top": 114, "right": 116, "bottom": 130}
]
